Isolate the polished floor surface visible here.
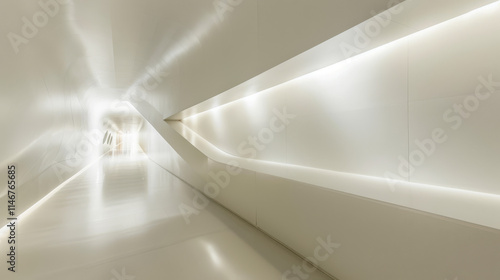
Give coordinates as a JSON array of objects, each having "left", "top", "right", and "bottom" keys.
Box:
[{"left": 0, "top": 149, "right": 332, "bottom": 280}]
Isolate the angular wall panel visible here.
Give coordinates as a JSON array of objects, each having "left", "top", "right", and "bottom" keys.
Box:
[
  {"left": 181, "top": 1, "right": 500, "bottom": 195},
  {"left": 408, "top": 3, "right": 500, "bottom": 194}
]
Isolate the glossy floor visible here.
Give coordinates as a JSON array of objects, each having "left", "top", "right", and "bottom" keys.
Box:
[{"left": 0, "top": 150, "right": 333, "bottom": 280}]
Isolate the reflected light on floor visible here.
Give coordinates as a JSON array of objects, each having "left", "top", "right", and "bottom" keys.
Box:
[{"left": 0, "top": 152, "right": 109, "bottom": 233}]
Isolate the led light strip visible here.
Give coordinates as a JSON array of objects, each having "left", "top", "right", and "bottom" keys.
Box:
[
  {"left": 0, "top": 149, "right": 115, "bottom": 232},
  {"left": 183, "top": 0, "right": 500, "bottom": 120}
]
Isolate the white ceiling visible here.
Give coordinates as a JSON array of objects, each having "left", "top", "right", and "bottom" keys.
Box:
[
  {"left": 1, "top": 0, "right": 405, "bottom": 117},
  {"left": 1, "top": 0, "right": 408, "bottom": 166}
]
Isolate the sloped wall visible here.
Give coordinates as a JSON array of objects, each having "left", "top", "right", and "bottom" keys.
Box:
[
  {"left": 182, "top": 2, "right": 500, "bottom": 195},
  {"left": 0, "top": 0, "right": 116, "bottom": 224},
  {"left": 139, "top": 2, "right": 500, "bottom": 279}
]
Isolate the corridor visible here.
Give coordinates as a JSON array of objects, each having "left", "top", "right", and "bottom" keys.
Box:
[
  {"left": 2, "top": 0, "right": 500, "bottom": 279},
  {"left": 0, "top": 148, "right": 332, "bottom": 280}
]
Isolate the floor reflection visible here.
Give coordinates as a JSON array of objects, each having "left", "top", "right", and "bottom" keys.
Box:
[{"left": 0, "top": 149, "right": 332, "bottom": 280}]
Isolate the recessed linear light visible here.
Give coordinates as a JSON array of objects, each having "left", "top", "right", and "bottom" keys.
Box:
[
  {"left": 183, "top": 0, "right": 500, "bottom": 120},
  {"left": 0, "top": 152, "right": 110, "bottom": 232}
]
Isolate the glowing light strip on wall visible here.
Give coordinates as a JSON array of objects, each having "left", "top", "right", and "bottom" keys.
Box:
[
  {"left": 0, "top": 150, "right": 113, "bottom": 232},
  {"left": 173, "top": 1, "right": 500, "bottom": 229},
  {"left": 184, "top": 0, "right": 500, "bottom": 120}
]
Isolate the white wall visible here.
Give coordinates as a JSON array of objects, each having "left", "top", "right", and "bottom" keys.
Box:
[
  {"left": 146, "top": 2, "right": 500, "bottom": 279},
  {"left": 140, "top": 113, "right": 500, "bottom": 280},
  {"left": 139, "top": 118, "right": 206, "bottom": 190},
  {"left": 0, "top": 0, "right": 117, "bottom": 224},
  {"left": 182, "top": 2, "right": 500, "bottom": 195}
]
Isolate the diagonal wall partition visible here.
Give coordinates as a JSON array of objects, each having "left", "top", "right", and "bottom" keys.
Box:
[{"left": 136, "top": 1, "right": 500, "bottom": 279}]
